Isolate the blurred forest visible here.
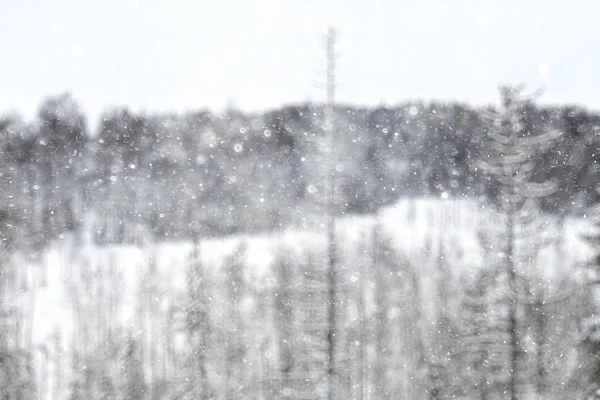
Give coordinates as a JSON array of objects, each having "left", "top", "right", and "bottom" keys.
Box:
[
  {"left": 0, "top": 87, "right": 599, "bottom": 399},
  {"left": 0, "top": 91, "right": 599, "bottom": 245}
]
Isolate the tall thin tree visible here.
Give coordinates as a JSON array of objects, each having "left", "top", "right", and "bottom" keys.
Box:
[
  {"left": 478, "top": 85, "right": 559, "bottom": 400},
  {"left": 325, "top": 25, "right": 338, "bottom": 400},
  {"left": 581, "top": 187, "right": 600, "bottom": 397}
]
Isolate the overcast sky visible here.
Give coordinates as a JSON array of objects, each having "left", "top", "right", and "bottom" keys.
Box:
[{"left": 2, "top": 0, "right": 599, "bottom": 126}]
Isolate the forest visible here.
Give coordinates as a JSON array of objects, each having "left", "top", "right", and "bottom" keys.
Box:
[{"left": 0, "top": 85, "right": 599, "bottom": 399}]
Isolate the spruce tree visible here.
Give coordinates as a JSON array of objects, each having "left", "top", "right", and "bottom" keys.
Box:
[
  {"left": 180, "top": 233, "right": 211, "bottom": 399},
  {"left": 478, "top": 85, "right": 560, "bottom": 400},
  {"left": 581, "top": 188, "right": 600, "bottom": 398}
]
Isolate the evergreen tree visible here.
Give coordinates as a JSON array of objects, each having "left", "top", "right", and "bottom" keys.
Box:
[
  {"left": 0, "top": 200, "right": 36, "bottom": 399},
  {"left": 581, "top": 188, "right": 600, "bottom": 398},
  {"left": 36, "top": 93, "right": 87, "bottom": 239},
  {"left": 180, "top": 234, "right": 211, "bottom": 399},
  {"left": 477, "top": 85, "right": 560, "bottom": 400},
  {"left": 221, "top": 243, "right": 247, "bottom": 399},
  {"left": 121, "top": 336, "right": 147, "bottom": 400},
  {"left": 456, "top": 265, "right": 510, "bottom": 399},
  {"left": 272, "top": 244, "right": 296, "bottom": 397}
]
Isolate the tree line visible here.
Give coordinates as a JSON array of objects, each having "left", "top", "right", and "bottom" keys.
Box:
[{"left": 0, "top": 91, "right": 599, "bottom": 249}]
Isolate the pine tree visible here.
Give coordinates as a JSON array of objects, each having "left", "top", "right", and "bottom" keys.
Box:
[
  {"left": 222, "top": 243, "right": 247, "bottom": 399},
  {"left": 292, "top": 250, "right": 330, "bottom": 399},
  {"left": 0, "top": 206, "right": 36, "bottom": 399},
  {"left": 121, "top": 336, "right": 147, "bottom": 400},
  {"left": 324, "top": 26, "right": 338, "bottom": 400},
  {"left": 581, "top": 188, "right": 600, "bottom": 398},
  {"left": 478, "top": 85, "right": 560, "bottom": 400},
  {"left": 180, "top": 233, "right": 211, "bottom": 399},
  {"left": 456, "top": 264, "right": 509, "bottom": 399},
  {"left": 36, "top": 93, "right": 87, "bottom": 238},
  {"left": 272, "top": 244, "right": 296, "bottom": 397}
]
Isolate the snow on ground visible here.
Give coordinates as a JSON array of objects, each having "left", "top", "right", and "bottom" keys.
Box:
[{"left": 3, "top": 197, "right": 594, "bottom": 399}]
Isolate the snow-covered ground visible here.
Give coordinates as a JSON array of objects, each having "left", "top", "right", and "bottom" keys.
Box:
[{"left": 4, "top": 197, "right": 593, "bottom": 399}]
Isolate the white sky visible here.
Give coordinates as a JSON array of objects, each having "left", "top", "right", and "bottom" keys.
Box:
[{"left": 2, "top": 0, "right": 599, "bottom": 126}]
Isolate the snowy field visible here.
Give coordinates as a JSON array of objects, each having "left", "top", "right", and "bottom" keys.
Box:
[{"left": 3, "top": 197, "right": 593, "bottom": 399}]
